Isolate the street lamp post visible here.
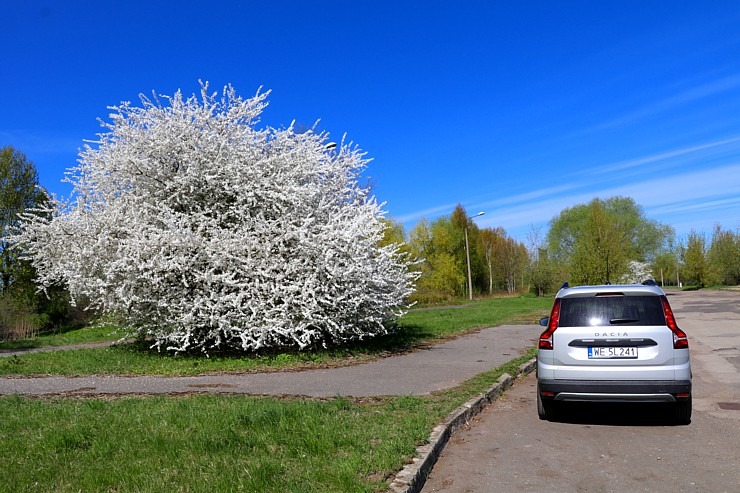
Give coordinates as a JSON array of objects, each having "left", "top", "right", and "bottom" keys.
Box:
[{"left": 465, "top": 212, "right": 485, "bottom": 301}]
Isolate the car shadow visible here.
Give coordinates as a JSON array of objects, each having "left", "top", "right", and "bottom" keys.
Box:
[{"left": 551, "top": 402, "right": 688, "bottom": 426}]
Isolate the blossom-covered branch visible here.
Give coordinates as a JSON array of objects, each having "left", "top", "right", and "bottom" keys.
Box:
[{"left": 12, "top": 82, "right": 418, "bottom": 353}]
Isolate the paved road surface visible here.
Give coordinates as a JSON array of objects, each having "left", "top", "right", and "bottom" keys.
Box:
[
  {"left": 423, "top": 289, "right": 740, "bottom": 492},
  {"left": 0, "top": 324, "right": 541, "bottom": 397}
]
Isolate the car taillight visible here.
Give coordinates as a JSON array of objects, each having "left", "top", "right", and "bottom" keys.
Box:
[
  {"left": 661, "top": 295, "right": 688, "bottom": 349},
  {"left": 539, "top": 298, "right": 561, "bottom": 350}
]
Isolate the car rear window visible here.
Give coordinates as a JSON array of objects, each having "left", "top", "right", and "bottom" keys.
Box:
[{"left": 558, "top": 295, "right": 666, "bottom": 327}]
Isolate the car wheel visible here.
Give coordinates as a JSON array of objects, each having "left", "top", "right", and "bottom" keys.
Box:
[
  {"left": 537, "top": 387, "right": 558, "bottom": 421},
  {"left": 673, "top": 396, "right": 692, "bottom": 425}
]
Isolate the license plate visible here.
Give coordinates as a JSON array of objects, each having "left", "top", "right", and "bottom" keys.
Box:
[{"left": 588, "top": 347, "right": 638, "bottom": 359}]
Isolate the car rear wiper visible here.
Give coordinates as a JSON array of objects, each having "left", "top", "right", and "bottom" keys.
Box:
[{"left": 610, "top": 318, "right": 640, "bottom": 324}]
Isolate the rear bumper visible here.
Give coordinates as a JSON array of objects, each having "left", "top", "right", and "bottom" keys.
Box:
[{"left": 537, "top": 379, "right": 692, "bottom": 403}]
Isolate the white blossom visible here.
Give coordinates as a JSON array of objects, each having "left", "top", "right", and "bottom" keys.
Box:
[
  {"left": 618, "top": 260, "right": 653, "bottom": 285},
  {"left": 12, "top": 82, "right": 418, "bottom": 353}
]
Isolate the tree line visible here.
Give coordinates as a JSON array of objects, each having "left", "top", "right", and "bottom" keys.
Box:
[
  {"left": 387, "top": 205, "right": 530, "bottom": 303},
  {"left": 392, "top": 196, "right": 738, "bottom": 302},
  {"left": 543, "top": 197, "right": 738, "bottom": 290}
]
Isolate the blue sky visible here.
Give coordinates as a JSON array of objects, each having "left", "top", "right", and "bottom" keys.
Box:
[{"left": 2, "top": 1, "right": 739, "bottom": 243}]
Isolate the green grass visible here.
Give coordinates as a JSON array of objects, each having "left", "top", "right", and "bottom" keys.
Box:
[
  {"left": 400, "top": 295, "right": 552, "bottom": 339},
  {"left": 0, "top": 295, "right": 551, "bottom": 376},
  {"left": 0, "top": 324, "right": 120, "bottom": 350},
  {"left": 0, "top": 343, "right": 370, "bottom": 376},
  {"left": 0, "top": 394, "right": 428, "bottom": 492},
  {"left": 0, "top": 350, "right": 536, "bottom": 493},
  {"left": 0, "top": 298, "right": 544, "bottom": 491},
  {"left": 681, "top": 285, "right": 740, "bottom": 291}
]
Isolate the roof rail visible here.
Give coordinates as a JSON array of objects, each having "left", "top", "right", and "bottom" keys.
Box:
[{"left": 642, "top": 279, "right": 658, "bottom": 286}]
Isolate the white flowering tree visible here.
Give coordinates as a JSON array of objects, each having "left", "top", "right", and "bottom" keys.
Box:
[
  {"left": 618, "top": 260, "right": 653, "bottom": 284},
  {"left": 12, "top": 83, "right": 417, "bottom": 353}
]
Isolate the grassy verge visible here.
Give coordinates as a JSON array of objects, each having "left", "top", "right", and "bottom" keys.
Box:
[
  {"left": 0, "top": 295, "right": 552, "bottom": 376},
  {"left": 0, "top": 350, "right": 536, "bottom": 493},
  {"left": 0, "top": 324, "right": 120, "bottom": 350}
]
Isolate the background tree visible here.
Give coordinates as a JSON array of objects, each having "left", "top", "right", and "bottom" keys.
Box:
[
  {"left": 500, "top": 237, "right": 528, "bottom": 294},
  {"left": 451, "top": 205, "right": 486, "bottom": 297},
  {"left": 571, "top": 199, "right": 630, "bottom": 283},
  {"left": 680, "top": 231, "right": 708, "bottom": 287},
  {"left": 378, "top": 218, "right": 409, "bottom": 253},
  {"left": 408, "top": 207, "right": 529, "bottom": 301},
  {"left": 0, "top": 147, "right": 47, "bottom": 293},
  {"left": 548, "top": 197, "right": 673, "bottom": 285},
  {"left": 480, "top": 227, "right": 506, "bottom": 294},
  {"left": 618, "top": 260, "right": 653, "bottom": 284},
  {"left": 13, "top": 84, "right": 417, "bottom": 353},
  {"left": 707, "top": 225, "right": 740, "bottom": 286},
  {"left": 0, "top": 147, "right": 77, "bottom": 338},
  {"left": 652, "top": 250, "right": 680, "bottom": 286},
  {"left": 408, "top": 217, "right": 465, "bottom": 300},
  {"left": 526, "top": 225, "right": 554, "bottom": 296}
]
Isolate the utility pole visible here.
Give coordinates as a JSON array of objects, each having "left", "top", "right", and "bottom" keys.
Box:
[{"left": 465, "top": 212, "right": 485, "bottom": 301}]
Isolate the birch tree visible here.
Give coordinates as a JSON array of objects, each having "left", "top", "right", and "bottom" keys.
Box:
[{"left": 12, "top": 83, "right": 417, "bottom": 353}]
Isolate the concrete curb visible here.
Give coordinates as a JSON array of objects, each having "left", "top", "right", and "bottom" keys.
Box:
[{"left": 388, "top": 357, "right": 537, "bottom": 493}]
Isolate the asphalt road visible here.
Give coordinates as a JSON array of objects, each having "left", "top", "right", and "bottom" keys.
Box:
[
  {"left": 0, "top": 324, "right": 541, "bottom": 398},
  {"left": 423, "top": 289, "right": 740, "bottom": 493}
]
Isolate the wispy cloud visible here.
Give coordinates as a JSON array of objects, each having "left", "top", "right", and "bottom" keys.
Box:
[
  {"left": 604, "top": 163, "right": 740, "bottom": 209},
  {"left": 394, "top": 202, "right": 459, "bottom": 223},
  {"left": 452, "top": 163, "right": 740, "bottom": 239},
  {"left": 650, "top": 196, "right": 740, "bottom": 215},
  {"left": 470, "top": 184, "right": 577, "bottom": 210},
  {"left": 594, "top": 74, "right": 740, "bottom": 131},
  {"left": 394, "top": 183, "right": 580, "bottom": 224},
  {"left": 587, "top": 135, "right": 740, "bottom": 175},
  {"left": 398, "top": 135, "right": 740, "bottom": 234}
]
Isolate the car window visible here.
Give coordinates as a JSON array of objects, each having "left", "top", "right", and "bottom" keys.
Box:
[{"left": 558, "top": 295, "right": 666, "bottom": 327}]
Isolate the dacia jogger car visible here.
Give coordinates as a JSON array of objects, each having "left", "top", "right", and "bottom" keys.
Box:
[{"left": 536, "top": 281, "right": 692, "bottom": 424}]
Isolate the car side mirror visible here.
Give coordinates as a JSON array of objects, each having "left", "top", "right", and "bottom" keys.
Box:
[{"left": 539, "top": 317, "right": 549, "bottom": 327}]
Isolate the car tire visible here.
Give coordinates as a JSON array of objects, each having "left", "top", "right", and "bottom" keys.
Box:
[
  {"left": 537, "top": 386, "right": 558, "bottom": 421},
  {"left": 673, "top": 396, "right": 692, "bottom": 425}
]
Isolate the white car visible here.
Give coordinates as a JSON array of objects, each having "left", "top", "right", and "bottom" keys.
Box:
[{"left": 536, "top": 281, "right": 692, "bottom": 424}]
